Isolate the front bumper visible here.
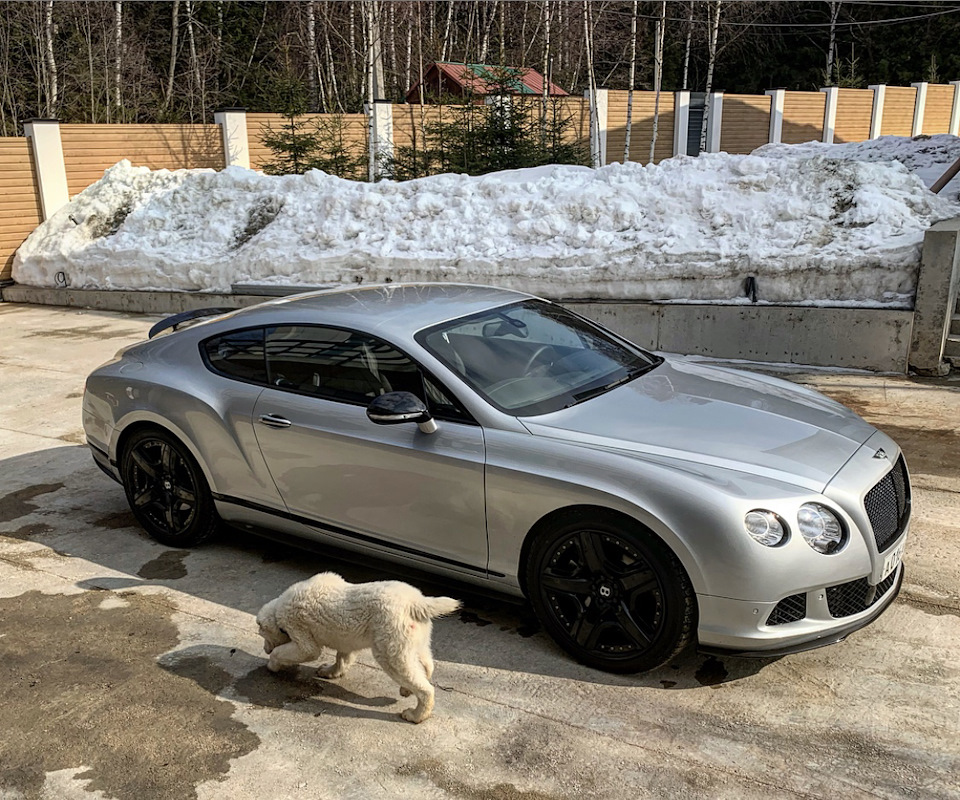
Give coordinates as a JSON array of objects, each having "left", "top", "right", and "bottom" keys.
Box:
[{"left": 696, "top": 561, "right": 904, "bottom": 657}]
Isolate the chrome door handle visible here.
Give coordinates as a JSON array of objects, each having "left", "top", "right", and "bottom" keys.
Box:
[{"left": 258, "top": 414, "right": 292, "bottom": 428}]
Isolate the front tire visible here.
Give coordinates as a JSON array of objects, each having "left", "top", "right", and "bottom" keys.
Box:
[
  {"left": 121, "top": 428, "right": 219, "bottom": 547},
  {"left": 526, "top": 512, "right": 696, "bottom": 673}
]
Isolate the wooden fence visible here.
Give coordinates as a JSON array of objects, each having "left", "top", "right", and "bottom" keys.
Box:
[{"left": 0, "top": 138, "right": 42, "bottom": 282}]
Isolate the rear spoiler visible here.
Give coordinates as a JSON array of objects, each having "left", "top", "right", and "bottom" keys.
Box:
[{"left": 148, "top": 307, "right": 234, "bottom": 339}]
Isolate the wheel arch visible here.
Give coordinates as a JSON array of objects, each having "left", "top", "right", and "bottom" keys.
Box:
[
  {"left": 517, "top": 504, "right": 700, "bottom": 600},
  {"left": 113, "top": 414, "right": 215, "bottom": 491}
]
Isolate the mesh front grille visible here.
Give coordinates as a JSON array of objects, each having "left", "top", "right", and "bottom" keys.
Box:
[
  {"left": 863, "top": 455, "right": 911, "bottom": 552},
  {"left": 826, "top": 569, "right": 899, "bottom": 618},
  {"left": 767, "top": 593, "right": 807, "bottom": 626}
]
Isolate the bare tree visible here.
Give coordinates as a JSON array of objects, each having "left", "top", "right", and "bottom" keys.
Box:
[
  {"left": 162, "top": 0, "right": 180, "bottom": 112},
  {"left": 650, "top": 0, "right": 666, "bottom": 163},
  {"left": 623, "top": 0, "right": 638, "bottom": 162},
  {"left": 700, "top": 0, "right": 722, "bottom": 151},
  {"left": 682, "top": 1, "right": 693, "bottom": 90},
  {"left": 113, "top": 1, "right": 122, "bottom": 113},
  {"left": 43, "top": 0, "right": 58, "bottom": 116},
  {"left": 825, "top": 1, "right": 841, "bottom": 85},
  {"left": 583, "top": 0, "right": 599, "bottom": 167}
]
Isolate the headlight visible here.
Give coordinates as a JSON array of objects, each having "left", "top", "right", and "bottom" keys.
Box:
[
  {"left": 744, "top": 510, "right": 788, "bottom": 547},
  {"left": 797, "top": 503, "right": 846, "bottom": 554}
]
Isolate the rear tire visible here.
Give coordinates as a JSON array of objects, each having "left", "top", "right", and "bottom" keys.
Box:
[
  {"left": 121, "top": 428, "right": 219, "bottom": 547},
  {"left": 525, "top": 511, "right": 696, "bottom": 673}
]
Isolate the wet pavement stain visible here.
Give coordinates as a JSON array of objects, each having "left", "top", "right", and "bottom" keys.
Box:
[
  {"left": 660, "top": 680, "right": 678, "bottom": 689},
  {"left": 459, "top": 609, "right": 493, "bottom": 627},
  {"left": 0, "top": 484, "right": 64, "bottom": 524},
  {"left": 397, "top": 758, "right": 564, "bottom": 800},
  {"left": 0, "top": 522, "right": 53, "bottom": 542},
  {"left": 138, "top": 550, "right": 189, "bottom": 580},
  {"left": 93, "top": 510, "right": 138, "bottom": 530},
  {"left": 862, "top": 424, "right": 960, "bottom": 480},
  {"left": 57, "top": 431, "right": 86, "bottom": 445},
  {"left": 0, "top": 591, "right": 259, "bottom": 800},
  {"left": 694, "top": 656, "right": 729, "bottom": 687},
  {"left": 27, "top": 324, "right": 145, "bottom": 341}
]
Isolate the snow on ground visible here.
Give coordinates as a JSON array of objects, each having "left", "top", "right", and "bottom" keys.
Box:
[
  {"left": 13, "top": 136, "right": 960, "bottom": 305},
  {"left": 755, "top": 133, "right": 960, "bottom": 200}
]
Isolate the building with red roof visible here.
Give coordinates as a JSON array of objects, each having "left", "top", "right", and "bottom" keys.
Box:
[{"left": 405, "top": 62, "right": 569, "bottom": 104}]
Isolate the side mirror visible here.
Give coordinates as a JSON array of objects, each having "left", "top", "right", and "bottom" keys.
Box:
[{"left": 366, "top": 391, "right": 438, "bottom": 434}]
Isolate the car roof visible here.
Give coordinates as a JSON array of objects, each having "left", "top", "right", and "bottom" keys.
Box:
[{"left": 218, "top": 283, "right": 535, "bottom": 338}]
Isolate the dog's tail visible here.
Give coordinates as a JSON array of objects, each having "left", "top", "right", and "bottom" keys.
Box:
[{"left": 410, "top": 595, "right": 462, "bottom": 623}]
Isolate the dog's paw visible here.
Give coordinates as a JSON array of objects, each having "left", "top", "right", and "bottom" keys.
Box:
[
  {"left": 399, "top": 687, "right": 412, "bottom": 697},
  {"left": 316, "top": 665, "right": 343, "bottom": 679},
  {"left": 401, "top": 708, "right": 429, "bottom": 724}
]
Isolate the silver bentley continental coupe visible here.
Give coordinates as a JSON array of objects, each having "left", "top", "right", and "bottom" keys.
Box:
[{"left": 82, "top": 284, "right": 909, "bottom": 673}]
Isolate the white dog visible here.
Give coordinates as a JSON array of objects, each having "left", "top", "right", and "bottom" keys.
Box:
[{"left": 256, "top": 572, "right": 461, "bottom": 723}]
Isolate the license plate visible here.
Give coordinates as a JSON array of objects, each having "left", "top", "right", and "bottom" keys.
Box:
[{"left": 881, "top": 540, "right": 905, "bottom": 581}]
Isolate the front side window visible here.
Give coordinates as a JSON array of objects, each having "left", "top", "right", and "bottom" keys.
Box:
[
  {"left": 264, "top": 325, "right": 472, "bottom": 422},
  {"left": 417, "top": 300, "right": 661, "bottom": 416}
]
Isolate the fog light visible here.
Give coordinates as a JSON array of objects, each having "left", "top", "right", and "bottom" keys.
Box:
[
  {"left": 797, "top": 503, "right": 845, "bottom": 554},
  {"left": 744, "top": 510, "right": 787, "bottom": 547}
]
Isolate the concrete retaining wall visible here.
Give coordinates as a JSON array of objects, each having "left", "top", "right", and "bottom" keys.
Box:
[{"left": 1, "top": 284, "right": 913, "bottom": 373}]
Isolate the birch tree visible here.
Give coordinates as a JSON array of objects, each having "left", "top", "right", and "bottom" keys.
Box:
[
  {"left": 650, "top": 0, "right": 666, "bottom": 163},
  {"left": 623, "top": 0, "right": 638, "bottom": 162},
  {"left": 700, "top": 0, "right": 722, "bottom": 152},
  {"left": 43, "top": 0, "right": 58, "bottom": 116},
  {"left": 162, "top": 0, "right": 179, "bottom": 112},
  {"left": 825, "top": 1, "right": 841, "bottom": 85}
]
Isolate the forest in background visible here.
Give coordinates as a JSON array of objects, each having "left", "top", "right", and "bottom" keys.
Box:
[{"left": 2, "top": 1, "right": 960, "bottom": 136}]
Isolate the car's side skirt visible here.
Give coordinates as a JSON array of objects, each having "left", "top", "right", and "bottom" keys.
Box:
[{"left": 212, "top": 493, "right": 503, "bottom": 578}]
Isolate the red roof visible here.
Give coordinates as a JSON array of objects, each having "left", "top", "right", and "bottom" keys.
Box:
[{"left": 406, "top": 62, "right": 569, "bottom": 103}]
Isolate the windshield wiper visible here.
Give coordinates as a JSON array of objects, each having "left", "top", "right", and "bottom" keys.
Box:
[{"left": 565, "top": 359, "right": 663, "bottom": 407}]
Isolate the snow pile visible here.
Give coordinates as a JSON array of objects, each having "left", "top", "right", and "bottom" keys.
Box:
[
  {"left": 755, "top": 134, "right": 960, "bottom": 199},
  {"left": 14, "top": 144, "right": 960, "bottom": 305}
]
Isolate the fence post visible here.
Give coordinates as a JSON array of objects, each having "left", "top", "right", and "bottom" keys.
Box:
[
  {"left": 704, "top": 92, "right": 723, "bottom": 153},
  {"left": 951, "top": 81, "right": 960, "bottom": 136},
  {"left": 214, "top": 108, "right": 250, "bottom": 169},
  {"left": 820, "top": 86, "right": 839, "bottom": 143},
  {"left": 369, "top": 100, "right": 394, "bottom": 180},
  {"left": 673, "top": 91, "right": 690, "bottom": 156},
  {"left": 23, "top": 119, "right": 69, "bottom": 220},
  {"left": 586, "top": 88, "right": 608, "bottom": 167},
  {"left": 868, "top": 84, "right": 886, "bottom": 139},
  {"left": 909, "top": 218, "right": 960, "bottom": 375},
  {"left": 911, "top": 82, "right": 928, "bottom": 136},
  {"left": 765, "top": 89, "right": 785, "bottom": 144}
]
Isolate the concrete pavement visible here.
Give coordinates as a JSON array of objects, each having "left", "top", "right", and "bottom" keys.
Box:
[{"left": 1, "top": 302, "right": 958, "bottom": 800}]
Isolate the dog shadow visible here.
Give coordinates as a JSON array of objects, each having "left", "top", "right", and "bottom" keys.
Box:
[{"left": 160, "top": 645, "right": 411, "bottom": 724}]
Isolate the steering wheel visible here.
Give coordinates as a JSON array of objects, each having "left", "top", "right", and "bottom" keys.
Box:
[{"left": 522, "top": 345, "right": 553, "bottom": 375}]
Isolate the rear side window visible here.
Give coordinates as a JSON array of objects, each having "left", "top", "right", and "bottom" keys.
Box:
[{"left": 202, "top": 328, "right": 266, "bottom": 383}]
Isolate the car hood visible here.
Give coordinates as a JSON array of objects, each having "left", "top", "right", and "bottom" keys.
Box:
[{"left": 520, "top": 358, "right": 877, "bottom": 491}]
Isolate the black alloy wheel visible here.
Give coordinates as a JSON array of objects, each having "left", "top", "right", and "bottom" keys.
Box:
[
  {"left": 121, "top": 429, "right": 219, "bottom": 547},
  {"left": 526, "top": 513, "right": 696, "bottom": 673}
]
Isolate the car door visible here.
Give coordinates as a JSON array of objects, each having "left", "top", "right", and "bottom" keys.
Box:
[{"left": 251, "top": 323, "right": 488, "bottom": 575}]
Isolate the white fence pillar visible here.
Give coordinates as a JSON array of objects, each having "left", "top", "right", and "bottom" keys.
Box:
[
  {"left": 820, "top": 86, "right": 839, "bottom": 143},
  {"left": 214, "top": 107, "right": 250, "bottom": 169},
  {"left": 951, "top": 81, "right": 960, "bottom": 136},
  {"left": 586, "top": 88, "right": 609, "bottom": 168},
  {"left": 704, "top": 92, "right": 723, "bottom": 153},
  {"left": 765, "top": 89, "right": 785, "bottom": 144},
  {"left": 23, "top": 119, "right": 69, "bottom": 220},
  {"left": 370, "top": 100, "right": 394, "bottom": 180},
  {"left": 911, "top": 82, "right": 928, "bottom": 136},
  {"left": 673, "top": 91, "right": 690, "bottom": 157},
  {"left": 868, "top": 84, "right": 886, "bottom": 139}
]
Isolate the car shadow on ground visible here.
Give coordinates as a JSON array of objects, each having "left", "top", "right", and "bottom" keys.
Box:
[{"left": 3, "top": 445, "right": 775, "bottom": 692}]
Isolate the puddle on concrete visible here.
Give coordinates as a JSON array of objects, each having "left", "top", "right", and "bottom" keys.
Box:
[
  {"left": 398, "top": 757, "right": 564, "bottom": 800},
  {"left": 0, "top": 522, "right": 53, "bottom": 542},
  {"left": 460, "top": 609, "right": 493, "bottom": 628},
  {"left": 0, "top": 484, "right": 64, "bottom": 524},
  {"left": 93, "top": 510, "right": 138, "bottom": 530},
  {"left": 137, "top": 550, "right": 189, "bottom": 580},
  {"left": 0, "top": 591, "right": 258, "bottom": 799},
  {"left": 694, "top": 656, "right": 729, "bottom": 687}
]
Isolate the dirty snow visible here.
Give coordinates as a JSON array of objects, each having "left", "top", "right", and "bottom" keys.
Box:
[{"left": 13, "top": 136, "right": 960, "bottom": 305}]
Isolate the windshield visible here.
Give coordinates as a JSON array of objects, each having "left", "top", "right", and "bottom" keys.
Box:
[{"left": 416, "top": 300, "right": 662, "bottom": 416}]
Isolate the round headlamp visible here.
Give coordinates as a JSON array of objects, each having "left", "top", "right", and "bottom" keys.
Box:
[
  {"left": 797, "top": 503, "right": 845, "bottom": 554},
  {"left": 744, "top": 510, "right": 788, "bottom": 547}
]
